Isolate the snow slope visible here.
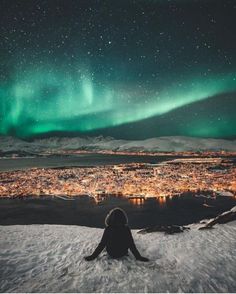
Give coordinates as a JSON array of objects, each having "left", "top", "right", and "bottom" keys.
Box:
[
  {"left": 1, "top": 135, "right": 236, "bottom": 153},
  {"left": 0, "top": 222, "right": 236, "bottom": 293}
]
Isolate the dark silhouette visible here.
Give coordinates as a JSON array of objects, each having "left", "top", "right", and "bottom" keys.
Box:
[{"left": 84, "top": 207, "right": 149, "bottom": 262}]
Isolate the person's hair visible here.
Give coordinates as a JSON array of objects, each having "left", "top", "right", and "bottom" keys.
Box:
[{"left": 105, "top": 207, "right": 128, "bottom": 227}]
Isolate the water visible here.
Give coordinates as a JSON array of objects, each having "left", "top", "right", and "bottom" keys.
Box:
[
  {"left": 0, "top": 153, "right": 173, "bottom": 171},
  {"left": 0, "top": 194, "right": 235, "bottom": 228}
]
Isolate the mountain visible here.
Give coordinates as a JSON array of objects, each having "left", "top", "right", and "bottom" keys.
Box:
[{"left": 0, "top": 135, "right": 236, "bottom": 153}]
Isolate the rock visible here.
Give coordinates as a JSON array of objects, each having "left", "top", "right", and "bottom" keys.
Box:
[
  {"left": 198, "top": 226, "right": 215, "bottom": 230},
  {"left": 138, "top": 224, "right": 190, "bottom": 234},
  {"left": 199, "top": 220, "right": 208, "bottom": 224},
  {"left": 198, "top": 205, "right": 236, "bottom": 230}
]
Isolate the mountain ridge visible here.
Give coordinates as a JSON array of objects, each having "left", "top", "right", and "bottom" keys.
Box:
[{"left": 0, "top": 135, "right": 236, "bottom": 153}]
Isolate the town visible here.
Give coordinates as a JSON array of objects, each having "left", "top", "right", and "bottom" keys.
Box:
[{"left": 0, "top": 156, "right": 235, "bottom": 205}]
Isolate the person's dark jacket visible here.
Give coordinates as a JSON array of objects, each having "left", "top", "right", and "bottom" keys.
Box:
[{"left": 85, "top": 225, "right": 149, "bottom": 261}]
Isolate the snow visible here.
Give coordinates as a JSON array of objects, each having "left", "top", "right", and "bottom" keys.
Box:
[
  {"left": 217, "top": 191, "right": 234, "bottom": 197},
  {"left": 1, "top": 222, "right": 236, "bottom": 292},
  {"left": 1, "top": 135, "right": 236, "bottom": 153}
]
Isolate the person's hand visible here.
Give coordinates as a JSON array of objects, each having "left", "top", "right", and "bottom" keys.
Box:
[
  {"left": 137, "top": 256, "right": 149, "bottom": 262},
  {"left": 84, "top": 255, "right": 96, "bottom": 261}
]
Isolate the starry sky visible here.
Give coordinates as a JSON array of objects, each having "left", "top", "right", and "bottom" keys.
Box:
[{"left": 0, "top": 0, "right": 236, "bottom": 139}]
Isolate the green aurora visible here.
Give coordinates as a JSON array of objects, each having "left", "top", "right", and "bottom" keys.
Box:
[
  {"left": 0, "top": 67, "right": 236, "bottom": 138},
  {"left": 1, "top": 0, "right": 236, "bottom": 139}
]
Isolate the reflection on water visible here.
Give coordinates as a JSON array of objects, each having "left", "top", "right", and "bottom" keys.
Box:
[
  {"left": 128, "top": 196, "right": 168, "bottom": 206},
  {"left": 129, "top": 197, "right": 145, "bottom": 206},
  {"left": 95, "top": 195, "right": 170, "bottom": 206},
  {"left": 94, "top": 192, "right": 236, "bottom": 208},
  {"left": 157, "top": 196, "right": 167, "bottom": 206}
]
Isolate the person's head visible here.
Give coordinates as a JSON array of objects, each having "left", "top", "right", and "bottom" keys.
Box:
[{"left": 105, "top": 207, "right": 128, "bottom": 227}]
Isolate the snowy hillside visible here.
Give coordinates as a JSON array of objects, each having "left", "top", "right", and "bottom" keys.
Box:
[
  {"left": 1, "top": 135, "right": 236, "bottom": 153},
  {"left": 1, "top": 221, "right": 236, "bottom": 292}
]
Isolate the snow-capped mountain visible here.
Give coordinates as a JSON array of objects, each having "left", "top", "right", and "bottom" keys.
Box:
[{"left": 0, "top": 135, "right": 236, "bottom": 154}]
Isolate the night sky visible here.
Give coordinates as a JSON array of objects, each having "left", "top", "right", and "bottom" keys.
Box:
[{"left": 0, "top": 0, "right": 236, "bottom": 139}]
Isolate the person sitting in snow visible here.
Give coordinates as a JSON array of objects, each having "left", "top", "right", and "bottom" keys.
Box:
[{"left": 84, "top": 207, "right": 149, "bottom": 262}]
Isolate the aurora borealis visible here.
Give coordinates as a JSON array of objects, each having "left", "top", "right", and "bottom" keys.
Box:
[{"left": 0, "top": 0, "right": 236, "bottom": 139}]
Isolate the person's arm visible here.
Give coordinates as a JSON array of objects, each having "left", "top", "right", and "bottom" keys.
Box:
[
  {"left": 84, "top": 227, "right": 109, "bottom": 261},
  {"left": 127, "top": 227, "right": 149, "bottom": 262}
]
